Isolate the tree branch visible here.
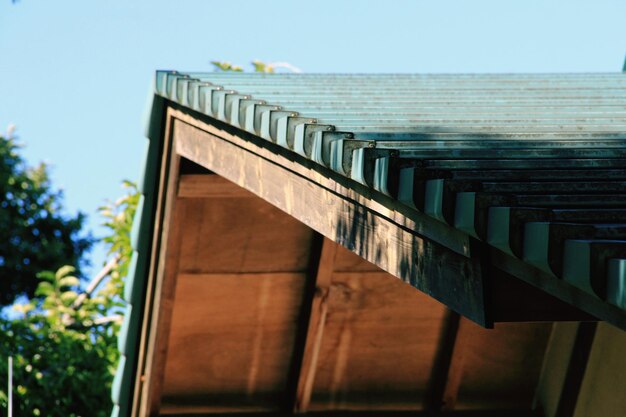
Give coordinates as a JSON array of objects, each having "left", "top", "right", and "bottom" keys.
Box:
[{"left": 72, "top": 253, "right": 121, "bottom": 309}]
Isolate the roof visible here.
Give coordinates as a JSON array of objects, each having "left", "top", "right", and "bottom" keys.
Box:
[
  {"left": 111, "top": 71, "right": 626, "bottom": 417},
  {"left": 154, "top": 70, "right": 626, "bottom": 302}
]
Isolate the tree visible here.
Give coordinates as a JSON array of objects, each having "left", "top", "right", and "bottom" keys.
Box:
[
  {"left": 0, "top": 130, "right": 92, "bottom": 306},
  {"left": 0, "top": 61, "right": 283, "bottom": 415},
  {"left": 0, "top": 181, "right": 138, "bottom": 417}
]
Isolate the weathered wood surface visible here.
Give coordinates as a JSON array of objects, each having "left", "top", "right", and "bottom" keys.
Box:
[
  {"left": 134, "top": 111, "right": 181, "bottom": 417},
  {"left": 161, "top": 273, "right": 306, "bottom": 412},
  {"left": 308, "top": 271, "right": 447, "bottom": 411},
  {"left": 140, "top": 193, "right": 185, "bottom": 417},
  {"left": 333, "top": 244, "right": 383, "bottom": 273},
  {"left": 443, "top": 319, "right": 552, "bottom": 411},
  {"left": 178, "top": 174, "right": 256, "bottom": 199},
  {"left": 171, "top": 115, "right": 488, "bottom": 326},
  {"left": 155, "top": 179, "right": 553, "bottom": 414},
  {"left": 176, "top": 194, "right": 314, "bottom": 274},
  {"left": 293, "top": 238, "right": 337, "bottom": 413},
  {"left": 160, "top": 176, "right": 318, "bottom": 413},
  {"left": 136, "top": 106, "right": 626, "bottom": 417},
  {"left": 168, "top": 107, "right": 472, "bottom": 257},
  {"left": 167, "top": 107, "right": 626, "bottom": 330}
]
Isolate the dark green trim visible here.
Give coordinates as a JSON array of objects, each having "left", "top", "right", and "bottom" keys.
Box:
[{"left": 111, "top": 92, "right": 167, "bottom": 417}]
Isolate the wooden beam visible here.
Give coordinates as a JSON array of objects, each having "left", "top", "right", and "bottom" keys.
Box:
[
  {"left": 442, "top": 319, "right": 551, "bottom": 412},
  {"left": 491, "top": 247, "right": 626, "bottom": 330},
  {"left": 161, "top": 272, "right": 308, "bottom": 412},
  {"left": 292, "top": 237, "right": 338, "bottom": 413},
  {"left": 160, "top": 408, "right": 541, "bottom": 417},
  {"left": 177, "top": 174, "right": 256, "bottom": 199},
  {"left": 131, "top": 106, "right": 174, "bottom": 417},
  {"left": 489, "top": 267, "right": 596, "bottom": 323},
  {"left": 136, "top": 121, "right": 185, "bottom": 417},
  {"left": 143, "top": 177, "right": 184, "bottom": 417},
  {"left": 169, "top": 113, "right": 488, "bottom": 327},
  {"left": 424, "top": 309, "right": 461, "bottom": 411},
  {"left": 168, "top": 106, "right": 472, "bottom": 258},
  {"left": 440, "top": 318, "right": 469, "bottom": 412},
  {"left": 554, "top": 322, "right": 597, "bottom": 417}
]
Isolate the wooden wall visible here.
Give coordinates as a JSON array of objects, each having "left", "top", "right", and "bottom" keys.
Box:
[{"left": 155, "top": 174, "right": 553, "bottom": 415}]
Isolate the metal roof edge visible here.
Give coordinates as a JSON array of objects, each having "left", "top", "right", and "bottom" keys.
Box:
[{"left": 111, "top": 89, "right": 166, "bottom": 417}]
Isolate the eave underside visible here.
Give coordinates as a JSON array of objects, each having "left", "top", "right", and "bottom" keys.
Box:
[{"left": 126, "top": 106, "right": 626, "bottom": 417}]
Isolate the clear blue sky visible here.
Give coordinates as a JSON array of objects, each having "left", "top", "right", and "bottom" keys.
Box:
[{"left": 1, "top": 0, "right": 625, "bottom": 275}]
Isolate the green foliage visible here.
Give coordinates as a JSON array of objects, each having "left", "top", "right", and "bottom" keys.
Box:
[
  {"left": 0, "top": 181, "right": 139, "bottom": 417},
  {"left": 0, "top": 267, "right": 119, "bottom": 417},
  {"left": 99, "top": 180, "right": 140, "bottom": 300},
  {"left": 0, "top": 133, "right": 92, "bottom": 306},
  {"left": 210, "top": 60, "right": 243, "bottom": 72},
  {"left": 251, "top": 60, "right": 274, "bottom": 73},
  {"left": 212, "top": 60, "right": 290, "bottom": 73}
]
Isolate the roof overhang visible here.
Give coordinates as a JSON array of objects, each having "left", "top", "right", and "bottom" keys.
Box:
[{"left": 111, "top": 71, "right": 626, "bottom": 417}]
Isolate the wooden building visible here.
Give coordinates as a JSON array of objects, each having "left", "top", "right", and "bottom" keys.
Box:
[{"left": 111, "top": 71, "right": 626, "bottom": 417}]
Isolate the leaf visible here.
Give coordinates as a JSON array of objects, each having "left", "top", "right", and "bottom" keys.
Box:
[
  {"left": 55, "top": 265, "right": 76, "bottom": 280},
  {"left": 36, "top": 270, "right": 55, "bottom": 282},
  {"left": 60, "top": 291, "right": 78, "bottom": 304},
  {"left": 59, "top": 276, "right": 80, "bottom": 288},
  {"left": 35, "top": 281, "right": 54, "bottom": 297}
]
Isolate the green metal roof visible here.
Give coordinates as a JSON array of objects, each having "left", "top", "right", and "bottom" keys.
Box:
[{"left": 112, "top": 71, "right": 626, "bottom": 416}]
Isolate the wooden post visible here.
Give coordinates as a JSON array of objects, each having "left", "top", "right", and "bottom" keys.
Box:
[{"left": 293, "top": 237, "right": 338, "bottom": 413}]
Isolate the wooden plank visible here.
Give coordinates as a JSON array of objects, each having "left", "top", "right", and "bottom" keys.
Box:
[
  {"left": 170, "top": 116, "right": 488, "bottom": 326},
  {"left": 177, "top": 174, "right": 256, "bottom": 199},
  {"left": 176, "top": 195, "right": 315, "bottom": 274},
  {"left": 443, "top": 319, "right": 552, "bottom": 411},
  {"left": 132, "top": 108, "right": 179, "bottom": 417},
  {"left": 161, "top": 272, "right": 307, "bottom": 413},
  {"left": 293, "top": 237, "right": 338, "bottom": 413},
  {"left": 168, "top": 106, "right": 472, "bottom": 258},
  {"left": 333, "top": 243, "right": 382, "bottom": 273},
  {"left": 138, "top": 150, "right": 184, "bottom": 417},
  {"left": 166, "top": 105, "right": 626, "bottom": 331},
  {"left": 309, "top": 271, "right": 447, "bottom": 411}
]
